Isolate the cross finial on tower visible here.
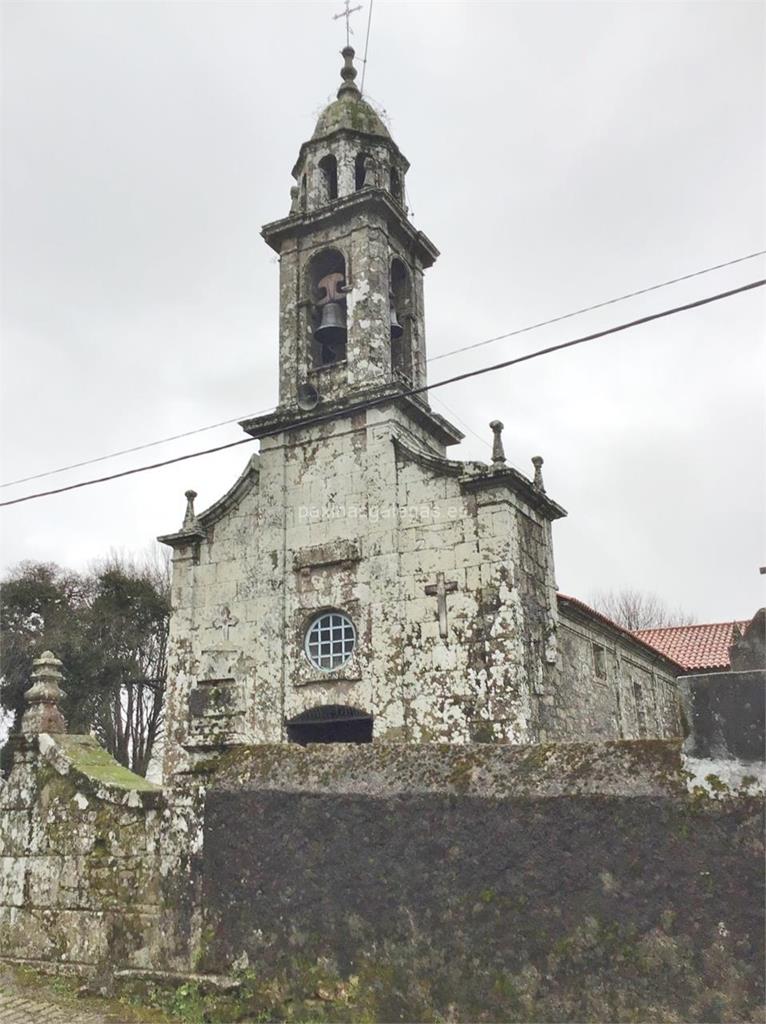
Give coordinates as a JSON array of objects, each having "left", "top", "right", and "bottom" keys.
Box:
[{"left": 333, "top": 0, "right": 363, "bottom": 47}]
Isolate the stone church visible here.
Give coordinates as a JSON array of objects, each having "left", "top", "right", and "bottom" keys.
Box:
[
  {"left": 3, "top": 47, "right": 762, "bottom": 1018},
  {"left": 158, "top": 47, "right": 681, "bottom": 775}
]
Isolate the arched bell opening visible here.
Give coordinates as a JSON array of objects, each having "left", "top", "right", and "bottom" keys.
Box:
[
  {"left": 355, "top": 151, "right": 372, "bottom": 190},
  {"left": 390, "top": 258, "right": 413, "bottom": 381},
  {"left": 318, "top": 154, "right": 338, "bottom": 201},
  {"left": 308, "top": 248, "right": 348, "bottom": 367},
  {"left": 389, "top": 166, "right": 403, "bottom": 205},
  {"left": 286, "top": 704, "right": 373, "bottom": 745}
]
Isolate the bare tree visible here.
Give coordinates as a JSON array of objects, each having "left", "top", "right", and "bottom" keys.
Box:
[
  {"left": 590, "top": 588, "right": 694, "bottom": 631},
  {"left": 1, "top": 550, "right": 170, "bottom": 777},
  {"left": 86, "top": 547, "right": 170, "bottom": 776}
]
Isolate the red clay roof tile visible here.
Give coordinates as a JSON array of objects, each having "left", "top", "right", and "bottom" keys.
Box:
[{"left": 633, "top": 620, "right": 751, "bottom": 672}]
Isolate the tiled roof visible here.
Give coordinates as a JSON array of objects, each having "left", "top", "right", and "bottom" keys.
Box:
[
  {"left": 633, "top": 620, "right": 750, "bottom": 672},
  {"left": 556, "top": 593, "right": 684, "bottom": 670}
]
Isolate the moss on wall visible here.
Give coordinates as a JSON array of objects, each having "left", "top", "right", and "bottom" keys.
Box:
[
  {"left": 53, "top": 734, "right": 161, "bottom": 793},
  {"left": 195, "top": 743, "right": 764, "bottom": 1022}
]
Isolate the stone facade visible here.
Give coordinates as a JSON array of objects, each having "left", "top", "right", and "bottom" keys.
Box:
[
  {"left": 553, "top": 595, "right": 681, "bottom": 742},
  {"left": 158, "top": 48, "right": 681, "bottom": 774},
  {"left": 159, "top": 420, "right": 574, "bottom": 775}
]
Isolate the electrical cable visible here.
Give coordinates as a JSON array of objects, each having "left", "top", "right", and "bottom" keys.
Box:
[
  {"left": 2, "top": 250, "right": 762, "bottom": 492},
  {"left": 0, "top": 405, "right": 277, "bottom": 490},
  {"left": 1, "top": 278, "right": 762, "bottom": 510},
  {"left": 428, "top": 249, "right": 766, "bottom": 362},
  {"left": 360, "top": 0, "right": 373, "bottom": 95}
]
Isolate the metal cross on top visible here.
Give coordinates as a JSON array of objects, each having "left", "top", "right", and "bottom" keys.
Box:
[
  {"left": 333, "top": 0, "right": 363, "bottom": 47},
  {"left": 424, "top": 572, "right": 458, "bottom": 640}
]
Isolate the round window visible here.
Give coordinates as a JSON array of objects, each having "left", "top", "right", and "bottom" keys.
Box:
[{"left": 305, "top": 611, "right": 356, "bottom": 672}]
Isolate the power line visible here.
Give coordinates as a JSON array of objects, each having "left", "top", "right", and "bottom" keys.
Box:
[
  {"left": 3, "top": 250, "right": 762, "bottom": 492},
  {"left": 430, "top": 395, "right": 493, "bottom": 453},
  {"left": 0, "top": 405, "right": 276, "bottom": 490},
  {"left": 1, "top": 278, "right": 762, "bottom": 510},
  {"left": 428, "top": 249, "right": 766, "bottom": 363},
  {"left": 360, "top": 0, "right": 374, "bottom": 95}
]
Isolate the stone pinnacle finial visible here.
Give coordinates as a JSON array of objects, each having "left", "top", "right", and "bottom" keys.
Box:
[
  {"left": 489, "top": 421, "right": 506, "bottom": 467},
  {"left": 22, "top": 651, "right": 67, "bottom": 737},
  {"left": 182, "top": 489, "right": 201, "bottom": 531},
  {"left": 338, "top": 46, "right": 360, "bottom": 99},
  {"left": 532, "top": 456, "right": 546, "bottom": 492}
]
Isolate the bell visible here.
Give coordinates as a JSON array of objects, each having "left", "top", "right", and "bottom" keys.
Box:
[
  {"left": 314, "top": 301, "right": 347, "bottom": 363},
  {"left": 389, "top": 300, "right": 403, "bottom": 340}
]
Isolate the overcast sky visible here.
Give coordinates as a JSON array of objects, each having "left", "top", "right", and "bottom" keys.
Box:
[{"left": 1, "top": 0, "right": 764, "bottom": 623}]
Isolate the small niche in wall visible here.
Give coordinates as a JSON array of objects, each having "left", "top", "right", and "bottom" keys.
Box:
[
  {"left": 390, "top": 166, "right": 403, "bottom": 204},
  {"left": 355, "top": 151, "right": 370, "bottom": 190},
  {"left": 593, "top": 643, "right": 607, "bottom": 680}
]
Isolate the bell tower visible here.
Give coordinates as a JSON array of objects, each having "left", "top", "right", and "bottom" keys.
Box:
[{"left": 245, "top": 47, "right": 455, "bottom": 448}]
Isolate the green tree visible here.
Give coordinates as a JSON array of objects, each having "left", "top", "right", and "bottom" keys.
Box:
[
  {"left": 0, "top": 554, "right": 170, "bottom": 777},
  {"left": 0, "top": 562, "right": 93, "bottom": 739}
]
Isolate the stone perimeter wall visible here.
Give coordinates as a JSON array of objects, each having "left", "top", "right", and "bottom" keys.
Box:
[
  {"left": 194, "top": 741, "right": 763, "bottom": 1022},
  {"left": 3, "top": 736, "right": 763, "bottom": 1022},
  {"left": 0, "top": 735, "right": 166, "bottom": 973}
]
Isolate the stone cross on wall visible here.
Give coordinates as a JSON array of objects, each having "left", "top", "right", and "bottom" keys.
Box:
[
  {"left": 213, "top": 606, "right": 239, "bottom": 642},
  {"left": 424, "top": 573, "right": 458, "bottom": 639}
]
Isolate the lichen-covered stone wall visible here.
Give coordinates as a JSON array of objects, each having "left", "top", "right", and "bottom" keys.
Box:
[
  {"left": 552, "top": 602, "right": 680, "bottom": 742},
  {"left": 0, "top": 734, "right": 164, "bottom": 972},
  {"left": 2, "top": 735, "right": 763, "bottom": 1023},
  {"left": 193, "top": 741, "right": 764, "bottom": 1022}
]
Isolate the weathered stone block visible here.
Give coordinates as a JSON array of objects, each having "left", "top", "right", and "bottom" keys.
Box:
[
  {"left": 0, "top": 856, "right": 26, "bottom": 906},
  {"left": 0, "top": 811, "right": 31, "bottom": 856}
]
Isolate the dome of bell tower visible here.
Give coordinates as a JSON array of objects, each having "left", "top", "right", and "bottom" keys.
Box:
[
  {"left": 312, "top": 46, "right": 390, "bottom": 141},
  {"left": 287, "top": 46, "right": 409, "bottom": 217}
]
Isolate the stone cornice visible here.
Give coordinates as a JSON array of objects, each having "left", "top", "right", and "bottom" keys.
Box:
[
  {"left": 392, "top": 436, "right": 568, "bottom": 521},
  {"left": 392, "top": 436, "right": 467, "bottom": 478},
  {"left": 156, "top": 525, "right": 207, "bottom": 550},
  {"left": 261, "top": 188, "right": 439, "bottom": 267},
  {"left": 157, "top": 455, "right": 260, "bottom": 548},
  {"left": 197, "top": 454, "right": 261, "bottom": 528},
  {"left": 459, "top": 466, "right": 568, "bottom": 522},
  {"left": 240, "top": 385, "right": 463, "bottom": 449}
]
